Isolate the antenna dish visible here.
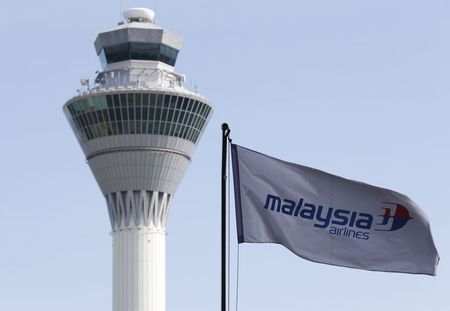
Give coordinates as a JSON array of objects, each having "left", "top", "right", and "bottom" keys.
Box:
[{"left": 123, "top": 8, "right": 155, "bottom": 23}]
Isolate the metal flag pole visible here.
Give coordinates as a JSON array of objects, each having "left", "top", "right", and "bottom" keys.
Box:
[{"left": 221, "top": 123, "right": 231, "bottom": 311}]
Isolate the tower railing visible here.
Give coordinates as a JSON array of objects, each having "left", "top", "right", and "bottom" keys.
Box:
[{"left": 92, "top": 68, "right": 185, "bottom": 91}]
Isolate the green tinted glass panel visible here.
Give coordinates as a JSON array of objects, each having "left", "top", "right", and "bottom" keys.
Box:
[
  {"left": 102, "top": 43, "right": 178, "bottom": 67},
  {"left": 66, "top": 93, "right": 210, "bottom": 143}
]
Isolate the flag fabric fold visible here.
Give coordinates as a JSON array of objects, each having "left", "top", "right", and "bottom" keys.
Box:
[{"left": 231, "top": 144, "right": 439, "bottom": 275}]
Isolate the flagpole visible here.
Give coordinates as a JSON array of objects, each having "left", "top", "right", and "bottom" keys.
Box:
[{"left": 221, "top": 123, "right": 230, "bottom": 311}]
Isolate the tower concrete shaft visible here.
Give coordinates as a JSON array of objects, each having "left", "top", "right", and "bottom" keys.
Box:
[
  {"left": 63, "top": 8, "right": 212, "bottom": 311},
  {"left": 113, "top": 229, "right": 166, "bottom": 311}
]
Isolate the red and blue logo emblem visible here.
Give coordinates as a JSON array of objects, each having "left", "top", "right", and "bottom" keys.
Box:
[{"left": 375, "top": 202, "right": 413, "bottom": 231}]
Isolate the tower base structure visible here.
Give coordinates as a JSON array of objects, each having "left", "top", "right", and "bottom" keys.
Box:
[
  {"left": 113, "top": 228, "right": 166, "bottom": 311},
  {"left": 108, "top": 190, "right": 171, "bottom": 311}
]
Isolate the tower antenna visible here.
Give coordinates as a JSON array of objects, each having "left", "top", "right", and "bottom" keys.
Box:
[
  {"left": 154, "top": 0, "right": 158, "bottom": 23},
  {"left": 119, "top": 0, "right": 123, "bottom": 21}
]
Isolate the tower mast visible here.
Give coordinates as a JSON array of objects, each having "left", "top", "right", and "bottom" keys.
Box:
[{"left": 63, "top": 8, "right": 213, "bottom": 311}]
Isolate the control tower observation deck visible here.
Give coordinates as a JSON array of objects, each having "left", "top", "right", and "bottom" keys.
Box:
[{"left": 63, "top": 8, "right": 213, "bottom": 311}]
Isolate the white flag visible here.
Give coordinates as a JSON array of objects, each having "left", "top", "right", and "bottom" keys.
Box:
[{"left": 231, "top": 144, "right": 439, "bottom": 275}]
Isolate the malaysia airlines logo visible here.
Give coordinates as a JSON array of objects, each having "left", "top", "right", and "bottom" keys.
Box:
[
  {"left": 262, "top": 194, "right": 414, "bottom": 240},
  {"left": 375, "top": 202, "right": 413, "bottom": 231}
]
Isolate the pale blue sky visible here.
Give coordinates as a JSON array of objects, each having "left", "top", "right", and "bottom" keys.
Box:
[{"left": 0, "top": 0, "right": 449, "bottom": 310}]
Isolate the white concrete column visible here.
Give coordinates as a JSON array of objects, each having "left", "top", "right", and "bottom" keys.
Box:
[{"left": 113, "top": 228, "right": 166, "bottom": 311}]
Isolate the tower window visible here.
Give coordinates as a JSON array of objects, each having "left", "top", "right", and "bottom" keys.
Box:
[
  {"left": 101, "top": 43, "right": 179, "bottom": 67},
  {"left": 65, "top": 93, "right": 211, "bottom": 144}
]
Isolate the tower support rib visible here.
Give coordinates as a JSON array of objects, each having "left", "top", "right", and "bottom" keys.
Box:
[{"left": 106, "top": 191, "right": 171, "bottom": 230}]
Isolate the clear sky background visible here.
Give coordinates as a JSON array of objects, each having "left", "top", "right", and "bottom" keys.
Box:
[{"left": 0, "top": 0, "right": 449, "bottom": 310}]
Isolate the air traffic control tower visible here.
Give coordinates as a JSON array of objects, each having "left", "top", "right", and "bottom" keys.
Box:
[{"left": 63, "top": 8, "right": 213, "bottom": 311}]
